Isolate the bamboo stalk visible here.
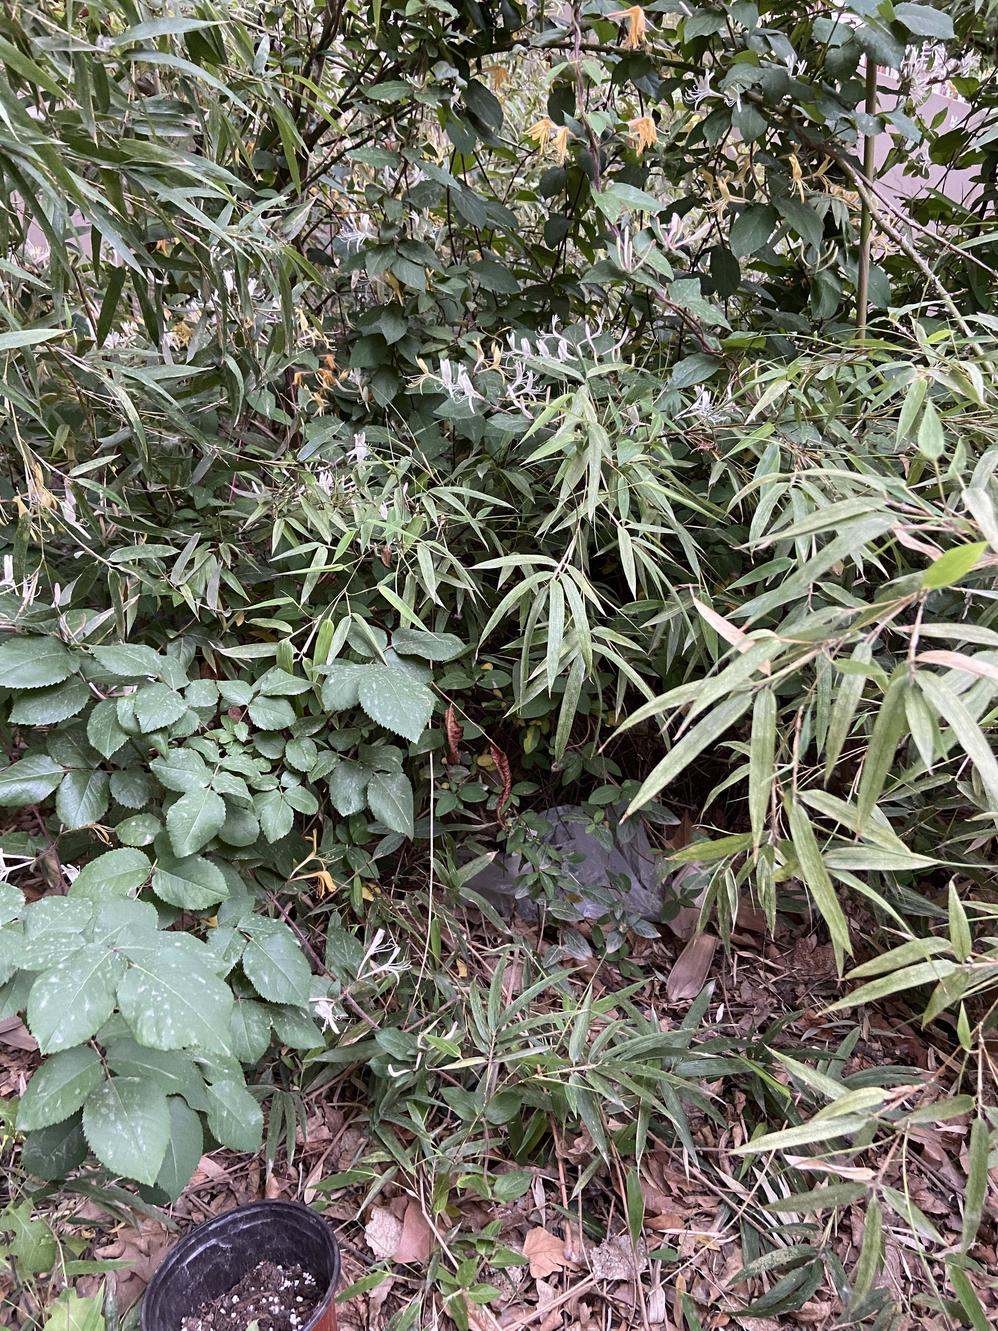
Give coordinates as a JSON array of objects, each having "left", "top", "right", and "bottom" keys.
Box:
[{"left": 856, "top": 57, "right": 878, "bottom": 336}]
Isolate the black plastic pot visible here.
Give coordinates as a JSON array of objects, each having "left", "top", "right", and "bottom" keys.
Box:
[{"left": 141, "top": 1200, "right": 340, "bottom": 1331}]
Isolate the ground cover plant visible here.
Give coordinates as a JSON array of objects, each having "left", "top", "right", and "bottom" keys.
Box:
[{"left": 1, "top": 2, "right": 997, "bottom": 1328}]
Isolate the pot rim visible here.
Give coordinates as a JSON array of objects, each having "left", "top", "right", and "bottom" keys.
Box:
[{"left": 140, "top": 1199, "right": 340, "bottom": 1331}]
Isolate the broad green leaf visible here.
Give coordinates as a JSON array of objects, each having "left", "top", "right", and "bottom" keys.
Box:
[
  {"left": 154, "top": 1097, "right": 204, "bottom": 1201},
  {"left": 255, "top": 788, "right": 294, "bottom": 842},
  {"left": 117, "top": 948, "right": 234, "bottom": 1054},
  {"left": 166, "top": 788, "right": 226, "bottom": 857},
  {"left": 229, "top": 997, "right": 271, "bottom": 1063},
  {"left": 116, "top": 813, "right": 161, "bottom": 846},
  {"left": 27, "top": 946, "right": 124, "bottom": 1053},
  {"left": 91, "top": 644, "right": 163, "bottom": 678},
  {"left": 367, "top": 770, "right": 414, "bottom": 836},
  {"left": 247, "top": 695, "right": 296, "bottom": 729},
  {"left": 328, "top": 761, "right": 371, "bottom": 815},
  {"left": 105, "top": 1039, "right": 207, "bottom": 1106},
  {"left": 9, "top": 678, "right": 89, "bottom": 725},
  {"left": 206, "top": 1077, "right": 263, "bottom": 1152},
  {"left": 21, "top": 1117, "right": 88, "bottom": 1181},
  {"left": 69, "top": 848, "right": 151, "bottom": 901},
  {"left": 357, "top": 666, "right": 434, "bottom": 742},
  {"left": 56, "top": 769, "right": 110, "bottom": 830},
  {"left": 319, "top": 662, "right": 367, "bottom": 710},
  {"left": 0, "top": 636, "right": 75, "bottom": 689},
  {"left": 82, "top": 1076, "right": 170, "bottom": 1187},
  {"left": 86, "top": 699, "right": 129, "bottom": 759},
  {"left": 392, "top": 629, "right": 465, "bottom": 661},
  {"left": 0, "top": 753, "right": 64, "bottom": 807},
  {"left": 17, "top": 1047, "right": 104, "bottom": 1130},
  {"left": 828, "top": 959, "right": 957, "bottom": 1009},
  {"left": 734, "top": 1114, "right": 869, "bottom": 1154},
  {"left": 270, "top": 1004, "right": 323, "bottom": 1049},
  {"left": 240, "top": 918, "right": 311, "bottom": 1006},
  {"left": 894, "top": 3, "right": 954, "bottom": 37},
  {"left": 152, "top": 850, "right": 229, "bottom": 910},
  {"left": 134, "top": 683, "right": 188, "bottom": 733},
  {"left": 150, "top": 748, "right": 211, "bottom": 792}
]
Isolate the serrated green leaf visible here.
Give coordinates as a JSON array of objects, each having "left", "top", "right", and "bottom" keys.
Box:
[
  {"left": 319, "top": 662, "right": 367, "bottom": 711},
  {"left": 21, "top": 1117, "right": 88, "bottom": 1181},
  {"left": 117, "top": 947, "right": 233, "bottom": 1054},
  {"left": 150, "top": 747, "right": 211, "bottom": 792},
  {"left": 91, "top": 644, "right": 163, "bottom": 678},
  {"left": 83, "top": 1076, "right": 170, "bottom": 1186},
  {"left": 367, "top": 770, "right": 414, "bottom": 836},
  {"left": 69, "top": 848, "right": 151, "bottom": 901},
  {"left": 17, "top": 1047, "right": 104, "bottom": 1130},
  {"left": 0, "top": 636, "right": 75, "bottom": 689},
  {"left": 134, "top": 682, "right": 188, "bottom": 733},
  {"left": 358, "top": 666, "right": 434, "bottom": 742},
  {"left": 0, "top": 753, "right": 64, "bottom": 807},
  {"left": 154, "top": 1097, "right": 204, "bottom": 1201},
  {"left": 152, "top": 849, "right": 229, "bottom": 910},
  {"left": 392, "top": 629, "right": 465, "bottom": 661},
  {"left": 105, "top": 1038, "right": 207, "bottom": 1107},
  {"left": 28, "top": 945, "right": 124, "bottom": 1052},
  {"left": 270, "top": 1004, "right": 323, "bottom": 1048},
  {"left": 328, "top": 760, "right": 371, "bottom": 815},
  {"left": 57, "top": 768, "right": 110, "bottom": 830},
  {"left": 206, "top": 1076, "right": 263, "bottom": 1151},
  {"left": 116, "top": 813, "right": 161, "bottom": 846},
  {"left": 240, "top": 918, "right": 311, "bottom": 1006},
  {"left": 255, "top": 788, "right": 294, "bottom": 842},
  {"left": 86, "top": 699, "right": 129, "bottom": 759},
  {"left": 229, "top": 997, "right": 271, "bottom": 1063},
  {"left": 166, "top": 787, "right": 226, "bottom": 857},
  {"left": 247, "top": 694, "right": 296, "bottom": 729},
  {"left": 9, "top": 678, "right": 90, "bottom": 725}
]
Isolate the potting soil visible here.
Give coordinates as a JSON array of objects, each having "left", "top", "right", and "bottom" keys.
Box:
[{"left": 178, "top": 1260, "right": 321, "bottom": 1331}]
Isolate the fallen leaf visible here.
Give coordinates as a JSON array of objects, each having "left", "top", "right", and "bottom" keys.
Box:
[
  {"left": 522, "top": 1227, "right": 574, "bottom": 1279},
  {"left": 667, "top": 933, "right": 717, "bottom": 1002},
  {"left": 589, "top": 1234, "right": 647, "bottom": 1282},
  {"left": 394, "top": 1199, "right": 434, "bottom": 1264},
  {"left": 365, "top": 1205, "right": 403, "bottom": 1260}
]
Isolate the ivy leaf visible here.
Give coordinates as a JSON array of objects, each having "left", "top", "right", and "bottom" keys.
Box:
[
  {"left": 247, "top": 695, "right": 296, "bottom": 729},
  {"left": 240, "top": 918, "right": 312, "bottom": 1006},
  {"left": 206, "top": 1076, "right": 263, "bottom": 1152},
  {"left": 82, "top": 1076, "right": 170, "bottom": 1187},
  {"left": 367, "top": 771, "right": 414, "bottom": 836},
  {"left": 9, "top": 678, "right": 90, "bottom": 725},
  {"left": 154, "top": 1097, "right": 204, "bottom": 1201},
  {"left": 152, "top": 850, "right": 229, "bottom": 910},
  {"left": 69, "top": 848, "right": 151, "bottom": 901},
  {"left": 166, "top": 788, "right": 226, "bottom": 857},
  {"left": 229, "top": 997, "right": 272, "bottom": 1063},
  {"left": 0, "top": 636, "right": 75, "bottom": 689},
  {"left": 118, "top": 943, "right": 234, "bottom": 1054},
  {"left": 0, "top": 754, "right": 64, "bottom": 808},
  {"left": 91, "top": 644, "right": 163, "bottom": 678},
  {"left": 358, "top": 666, "right": 434, "bottom": 742},
  {"left": 86, "top": 698, "right": 129, "bottom": 758},
  {"left": 134, "top": 682, "right": 188, "bottom": 733},
  {"left": 56, "top": 769, "right": 110, "bottom": 830},
  {"left": 17, "top": 1046, "right": 104, "bottom": 1130},
  {"left": 27, "top": 945, "right": 124, "bottom": 1053},
  {"left": 328, "top": 760, "right": 371, "bottom": 815},
  {"left": 392, "top": 629, "right": 465, "bottom": 662}
]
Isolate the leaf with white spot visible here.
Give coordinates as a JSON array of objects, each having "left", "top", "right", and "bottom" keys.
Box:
[
  {"left": 69, "top": 848, "right": 151, "bottom": 901},
  {"left": 0, "top": 636, "right": 76, "bottom": 689},
  {"left": 155, "top": 1097, "right": 204, "bottom": 1200},
  {"left": 392, "top": 629, "right": 465, "bottom": 662},
  {"left": 150, "top": 748, "right": 210, "bottom": 792},
  {"left": 27, "top": 945, "right": 124, "bottom": 1053},
  {"left": 118, "top": 946, "right": 234, "bottom": 1054},
  {"left": 240, "top": 918, "right": 312, "bottom": 1006},
  {"left": 92, "top": 644, "right": 164, "bottom": 678},
  {"left": 83, "top": 1076, "right": 170, "bottom": 1186},
  {"left": 367, "top": 771, "right": 414, "bottom": 836},
  {"left": 0, "top": 754, "right": 64, "bottom": 808},
  {"left": 358, "top": 666, "right": 434, "bottom": 742},
  {"left": 87, "top": 698, "right": 129, "bottom": 758},
  {"left": 9, "top": 678, "right": 90, "bottom": 725},
  {"left": 319, "top": 662, "right": 366, "bottom": 711},
  {"left": 206, "top": 1076, "right": 263, "bottom": 1152},
  {"left": 229, "top": 997, "right": 271, "bottom": 1063},
  {"left": 17, "top": 1047, "right": 104, "bottom": 1130},
  {"left": 166, "top": 788, "right": 226, "bottom": 857},
  {"left": 247, "top": 695, "right": 295, "bottom": 730},
  {"left": 327, "top": 761, "right": 371, "bottom": 815},
  {"left": 255, "top": 788, "right": 294, "bottom": 843},
  {"left": 152, "top": 850, "right": 229, "bottom": 910},
  {"left": 56, "top": 769, "right": 110, "bottom": 830},
  {"left": 134, "top": 683, "right": 188, "bottom": 733}
]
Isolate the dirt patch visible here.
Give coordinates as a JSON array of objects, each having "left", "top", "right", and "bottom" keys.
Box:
[{"left": 179, "top": 1261, "right": 321, "bottom": 1331}]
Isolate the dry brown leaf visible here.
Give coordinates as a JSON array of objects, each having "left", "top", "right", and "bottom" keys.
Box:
[
  {"left": 522, "top": 1227, "right": 573, "bottom": 1279},
  {"left": 667, "top": 933, "right": 717, "bottom": 1002},
  {"left": 589, "top": 1235, "right": 647, "bottom": 1282},
  {"left": 394, "top": 1199, "right": 434, "bottom": 1264},
  {"left": 365, "top": 1205, "right": 403, "bottom": 1260}
]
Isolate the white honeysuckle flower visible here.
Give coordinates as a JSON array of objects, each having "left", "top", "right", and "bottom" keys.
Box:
[{"left": 348, "top": 432, "right": 369, "bottom": 463}]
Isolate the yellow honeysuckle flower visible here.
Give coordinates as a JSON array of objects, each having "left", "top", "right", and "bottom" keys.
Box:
[
  {"left": 526, "top": 116, "right": 556, "bottom": 149},
  {"left": 610, "top": 6, "right": 648, "bottom": 49},
  {"left": 628, "top": 115, "right": 657, "bottom": 155},
  {"left": 551, "top": 125, "right": 571, "bottom": 164}
]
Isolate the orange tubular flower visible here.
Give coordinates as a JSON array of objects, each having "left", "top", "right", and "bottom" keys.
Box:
[{"left": 610, "top": 6, "right": 648, "bottom": 49}]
